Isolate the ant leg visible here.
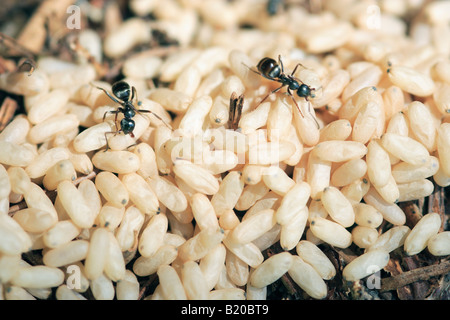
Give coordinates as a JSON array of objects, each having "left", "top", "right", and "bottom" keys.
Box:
[
  {"left": 288, "top": 92, "right": 305, "bottom": 118},
  {"left": 126, "top": 142, "right": 138, "bottom": 151},
  {"left": 254, "top": 84, "right": 285, "bottom": 108},
  {"left": 131, "top": 86, "right": 139, "bottom": 104},
  {"left": 103, "top": 108, "right": 124, "bottom": 132},
  {"left": 92, "top": 83, "right": 122, "bottom": 105},
  {"left": 102, "top": 109, "right": 120, "bottom": 122},
  {"left": 244, "top": 64, "right": 262, "bottom": 76},
  {"left": 277, "top": 55, "right": 285, "bottom": 73},
  {"left": 305, "top": 100, "right": 320, "bottom": 129},
  {"left": 104, "top": 131, "right": 118, "bottom": 151},
  {"left": 137, "top": 109, "right": 172, "bottom": 129},
  {"left": 290, "top": 63, "right": 307, "bottom": 77},
  {"left": 277, "top": 55, "right": 284, "bottom": 72}
]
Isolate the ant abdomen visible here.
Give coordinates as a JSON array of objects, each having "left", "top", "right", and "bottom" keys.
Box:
[
  {"left": 257, "top": 57, "right": 281, "bottom": 79},
  {"left": 112, "top": 81, "right": 132, "bottom": 102}
]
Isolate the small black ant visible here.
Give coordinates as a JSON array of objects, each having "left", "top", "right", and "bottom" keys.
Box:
[
  {"left": 94, "top": 81, "right": 170, "bottom": 150},
  {"left": 249, "top": 55, "right": 319, "bottom": 128}
]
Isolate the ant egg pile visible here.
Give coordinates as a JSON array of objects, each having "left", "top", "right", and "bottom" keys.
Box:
[{"left": 0, "top": 0, "right": 449, "bottom": 300}]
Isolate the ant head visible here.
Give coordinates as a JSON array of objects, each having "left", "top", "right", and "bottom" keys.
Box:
[
  {"left": 297, "top": 84, "right": 314, "bottom": 99},
  {"left": 112, "top": 81, "right": 132, "bottom": 102},
  {"left": 257, "top": 57, "right": 281, "bottom": 79},
  {"left": 120, "top": 118, "right": 135, "bottom": 135}
]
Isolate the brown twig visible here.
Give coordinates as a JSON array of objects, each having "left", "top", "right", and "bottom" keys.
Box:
[
  {"left": 403, "top": 255, "right": 430, "bottom": 299},
  {"left": 16, "top": 0, "right": 77, "bottom": 53},
  {"left": 381, "top": 259, "right": 450, "bottom": 292},
  {"left": 0, "top": 32, "right": 36, "bottom": 60},
  {"left": 0, "top": 97, "right": 18, "bottom": 131},
  {"left": 428, "top": 181, "right": 446, "bottom": 232},
  {"left": 384, "top": 257, "right": 414, "bottom": 299}
]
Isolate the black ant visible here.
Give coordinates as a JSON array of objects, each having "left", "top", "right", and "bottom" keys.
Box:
[
  {"left": 249, "top": 55, "right": 319, "bottom": 128},
  {"left": 94, "top": 81, "right": 170, "bottom": 150}
]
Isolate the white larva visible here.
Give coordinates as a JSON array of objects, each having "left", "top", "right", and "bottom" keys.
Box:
[
  {"left": 121, "top": 173, "right": 160, "bottom": 215},
  {"left": 296, "top": 240, "right": 336, "bottom": 280},
  {"left": 11, "top": 265, "right": 65, "bottom": 289},
  {"left": 309, "top": 217, "right": 352, "bottom": 248},
  {"left": 172, "top": 159, "right": 219, "bottom": 195},
  {"left": 387, "top": 65, "right": 435, "bottom": 97},
  {"left": 157, "top": 265, "right": 187, "bottom": 300},
  {"left": 288, "top": 255, "right": 328, "bottom": 299},
  {"left": 313, "top": 140, "right": 368, "bottom": 163},
  {"left": 116, "top": 270, "right": 140, "bottom": 300},
  {"left": 262, "top": 166, "right": 295, "bottom": 196},
  {"left": 380, "top": 132, "right": 429, "bottom": 166},
  {"left": 404, "top": 212, "right": 441, "bottom": 255},
  {"left": 342, "top": 249, "right": 390, "bottom": 281},
  {"left": 363, "top": 187, "right": 406, "bottom": 226},
  {"left": 321, "top": 186, "right": 355, "bottom": 228},
  {"left": 275, "top": 181, "right": 311, "bottom": 225},
  {"left": 367, "top": 226, "right": 411, "bottom": 253},
  {"left": 250, "top": 252, "right": 293, "bottom": 289},
  {"left": 84, "top": 227, "right": 110, "bottom": 280},
  {"left": 138, "top": 213, "right": 168, "bottom": 258},
  {"left": 279, "top": 207, "right": 308, "bottom": 251},
  {"left": 366, "top": 139, "right": 391, "bottom": 188},
  {"left": 229, "top": 209, "right": 276, "bottom": 244},
  {"left": 43, "top": 240, "right": 89, "bottom": 267},
  {"left": 427, "top": 232, "right": 450, "bottom": 256}
]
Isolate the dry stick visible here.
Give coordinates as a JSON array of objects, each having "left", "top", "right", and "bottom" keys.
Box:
[
  {"left": 0, "top": 32, "right": 35, "bottom": 60},
  {"left": 16, "top": 0, "right": 76, "bottom": 53},
  {"left": 380, "top": 259, "right": 450, "bottom": 292},
  {"left": 403, "top": 255, "right": 430, "bottom": 299},
  {"left": 0, "top": 97, "right": 18, "bottom": 131},
  {"left": 427, "top": 182, "right": 446, "bottom": 232},
  {"left": 384, "top": 258, "right": 414, "bottom": 300}
]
